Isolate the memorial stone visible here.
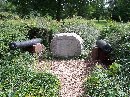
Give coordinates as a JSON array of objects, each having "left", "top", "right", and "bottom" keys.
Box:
[{"left": 50, "top": 33, "right": 83, "bottom": 58}]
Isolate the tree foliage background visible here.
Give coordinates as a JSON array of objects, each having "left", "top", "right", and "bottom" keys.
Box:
[{"left": 0, "top": 0, "right": 130, "bottom": 22}]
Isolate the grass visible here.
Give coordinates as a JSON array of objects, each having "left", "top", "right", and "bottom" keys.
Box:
[{"left": 89, "top": 20, "right": 108, "bottom": 29}]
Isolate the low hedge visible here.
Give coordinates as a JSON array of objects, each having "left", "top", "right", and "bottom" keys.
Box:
[
  {"left": 99, "top": 22, "right": 130, "bottom": 61},
  {"left": 84, "top": 21, "right": 130, "bottom": 97},
  {"left": 84, "top": 63, "right": 129, "bottom": 97},
  {"left": 0, "top": 19, "right": 60, "bottom": 97},
  {"left": 59, "top": 17, "right": 100, "bottom": 55}
]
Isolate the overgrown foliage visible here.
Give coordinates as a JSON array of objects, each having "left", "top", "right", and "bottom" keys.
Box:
[
  {"left": 25, "top": 17, "right": 100, "bottom": 58},
  {"left": 99, "top": 21, "right": 130, "bottom": 61},
  {"left": 84, "top": 21, "right": 130, "bottom": 97},
  {"left": 5, "top": 0, "right": 106, "bottom": 19},
  {"left": 0, "top": 12, "right": 129, "bottom": 96},
  {"left": 84, "top": 63, "right": 129, "bottom": 97},
  {"left": 0, "top": 17, "right": 60, "bottom": 97},
  {"left": 1, "top": 0, "right": 130, "bottom": 22},
  {"left": 108, "top": 0, "right": 130, "bottom": 22},
  {"left": 59, "top": 17, "right": 100, "bottom": 54}
]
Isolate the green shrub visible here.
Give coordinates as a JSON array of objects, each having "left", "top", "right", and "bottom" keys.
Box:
[
  {"left": 27, "top": 17, "right": 100, "bottom": 59},
  {"left": 84, "top": 63, "right": 129, "bottom": 97},
  {"left": 84, "top": 21, "right": 130, "bottom": 97},
  {"left": 25, "top": 72, "right": 60, "bottom": 97},
  {"left": 0, "top": 12, "right": 19, "bottom": 20},
  {"left": 0, "top": 19, "right": 60, "bottom": 97},
  {"left": 99, "top": 22, "right": 130, "bottom": 61},
  {"left": 0, "top": 51, "right": 60, "bottom": 97},
  {"left": 0, "top": 20, "right": 28, "bottom": 58},
  {"left": 27, "top": 27, "right": 53, "bottom": 48},
  {"left": 59, "top": 17, "right": 100, "bottom": 54}
]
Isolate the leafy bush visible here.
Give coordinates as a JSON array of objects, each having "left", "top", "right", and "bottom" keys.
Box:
[
  {"left": 99, "top": 22, "right": 130, "bottom": 61},
  {"left": 0, "top": 18, "right": 60, "bottom": 97},
  {"left": 59, "top": 17, "right": 100, "bottom": 54},
  {"left": 0, "top": 1, "right": 16, "bottom": 13},
  {"left": 27, "top": 27, "right": 53, "bottom": 48},
  {"left": 84, "top": 63, "right": 129, "bottom": 97},
  {"left": 0, "top": 12, "right": 19, "bottom": 20},
  {"left": 1, "top": 54, "right": 60, "bottom": 97},
  {"left": 26, "top": 17, "right": 100, "bottom": 58},
  {"left": 84, "top": 21, "right": 130, "bottom": 97},
  {"left": 0, "top": 20, "right": 28, "bottom": 58}
]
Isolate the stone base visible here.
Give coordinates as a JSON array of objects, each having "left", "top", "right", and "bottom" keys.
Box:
[
  {"left": 91, "top": 46, "right": 99, "bottom": 61},
  {"left": 32, "top": 43, "right": 45, "bottom": 53},
  {"left": 91, "top": 46, "right": 109, "bottom": 61}
]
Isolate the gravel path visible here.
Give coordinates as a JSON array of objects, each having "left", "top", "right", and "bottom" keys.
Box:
[
  {"left": 49, "top": 59, "right": 89, "bottom": 97},
  {"left": 37, "top": 59, "right": 94, "bottom": 97}
]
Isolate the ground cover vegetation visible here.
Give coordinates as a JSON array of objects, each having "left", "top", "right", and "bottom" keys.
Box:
[
  {"left": 84, "top": 22, "right": 130, "bottom": 97},
  {"left": 0, "top": 16, "right": 60, "bottom": 97}
]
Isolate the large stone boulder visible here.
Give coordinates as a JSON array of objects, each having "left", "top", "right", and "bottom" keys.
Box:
[{"left": 50, "top": 33, "right": 83, "bottom": 58}]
